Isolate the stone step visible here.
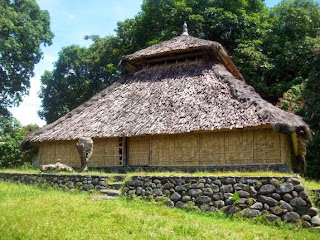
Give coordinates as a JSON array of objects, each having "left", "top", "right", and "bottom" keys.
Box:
[
  {"left": 107, "top": 182, "right": 123, "bottom": 190},
  {"left": 92, "top": 195, "right": 117, "bottom": 201},
  {"left": 113, "top": 175, "right": 126, "bottom": 182},
  {"left": 100, "top": 189, "right": 121, "bottom": 196}
]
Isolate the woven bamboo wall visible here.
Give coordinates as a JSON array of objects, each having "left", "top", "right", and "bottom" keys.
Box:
[
  {"left": 89, "top": 138, "right": 121, "bottom": 167},
  {"left": 129, "top": 137, "right": 150, "bottom": 166},
  {"left": 38, "top": 127, "right": 292, "bottom": 167},
  {"left": 38, "top": 138, "right": 121, "bottom": 167},
  {"left": 128, "top": 127, "right": 292, "bottom": 167}
]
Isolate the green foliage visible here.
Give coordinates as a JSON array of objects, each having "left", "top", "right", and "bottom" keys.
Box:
[
  {"left": 38, "top": 38, "right": 120, "bottom": 123},
  {"left": 304, "top": 45, "right": 320, "bottom": 178},
  {"left": 0, "top": 116, "right": 24, "bottom": 167},
  {"left": 0, "top": 116, "right": 39, "bottom": 167},
  {"left": 232, "top": 191, "right": 240, "bottom": 204},
  {"left": 0, "top": 0, "right": 53, "bottom": 115}
]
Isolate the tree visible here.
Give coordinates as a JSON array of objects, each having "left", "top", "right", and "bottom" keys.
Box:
[
  {"left": 0, "top": 116, "right": 24, "bottom": 167},
  {"left": 0, "top": 0, "right": 53, "bottom": 115},
  {"left": 39, "top": 38, "right": 120, "bottom": 123},
  {"left": 303, "top": 45, "right": 320, "bottom": 178}
]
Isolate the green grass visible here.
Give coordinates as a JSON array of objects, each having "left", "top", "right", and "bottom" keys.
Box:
[
  {"left": 301, "top": 179, "right": 320, "bottom": 190},
  {"left": 0, "top": 168, "right": 296, "bottom": 177},
  {"left": 0, "top": 182, "right": 319, "bottom": 240}
]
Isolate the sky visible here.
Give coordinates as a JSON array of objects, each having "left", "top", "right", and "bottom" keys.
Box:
[{"left": 9, "top": 0, "right": 281, "bottom": 127}]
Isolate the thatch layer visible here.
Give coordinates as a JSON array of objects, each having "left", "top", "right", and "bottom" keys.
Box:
[
  {"left": 122, "top": 35, "right": 221, "bottom": 61},
  {"left": 120, "top": 35, "right": 244, "bottom": 80},
  {"left": 22, "top": 60, "right": 311, "bottom": 146}
]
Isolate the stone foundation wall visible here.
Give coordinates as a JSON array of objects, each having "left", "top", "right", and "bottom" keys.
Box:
[
  {"left": 0, "top": 172, "right": 108, "bottom": 192},
  {"left": 123, "top": 176, "right": 320, "bottom": 227}
]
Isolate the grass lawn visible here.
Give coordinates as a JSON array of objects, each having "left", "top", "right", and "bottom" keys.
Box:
[{"left": 0, "top": 182, "right": 320, "bottom": 240}]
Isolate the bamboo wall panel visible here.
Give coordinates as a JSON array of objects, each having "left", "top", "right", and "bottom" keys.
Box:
[
  {"left": 151, "top": 135, "right": 175, "bottom": 166},
  {"left": 39, "top": 142, "right": 55, "bottom": 165},
  {"left": 55, "top": 141, "right": 72, "bottom": 165},
  {"left": 253, "top": 129, "right": 281, "bottom": 164},
  {"left": 173, "top": 134, "right": 199, "bottom": 166},
  {"left": 90, "top": 138, "right": 120, "bottom": 167},
  {"left": 129, "top": 136, "right": 150, "bottom": 166},
  {"left": 281, "top": 134, "right": 292, "bottom": 167},
  {"left": 224, "top": 129, "right": 254, "bottom": 165},
  {"left": 199, "top": 132, "right": 225, "bottom": 166}
]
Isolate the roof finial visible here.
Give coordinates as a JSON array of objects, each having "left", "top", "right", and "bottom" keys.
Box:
[{"left": 181, "top": 21, "right": 189, "bottom": 36}]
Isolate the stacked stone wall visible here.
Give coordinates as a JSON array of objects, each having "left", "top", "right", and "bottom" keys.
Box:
[
  {"left": 123, "top": 176, "right": 320, "bottom": 227},
  {"left": 0, "top": 172, "right": 107, "bottom": 192}
]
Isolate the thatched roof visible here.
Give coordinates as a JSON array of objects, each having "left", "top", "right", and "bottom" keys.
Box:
[
  {"left": 120, "top": 35, "right": 244, "bottom": 81},
  {"left": 22, "top": 33, "right": 311, "bottom": 148}
]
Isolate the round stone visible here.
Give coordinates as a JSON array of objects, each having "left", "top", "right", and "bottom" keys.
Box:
[
  {"left": 301, "top": 214, "right": 312, "bottom": 222},
  {"left": 223, "top": 205, "right": 240, "bottom": 214},
  {"left": 259, "top": 184, "right": 276, "bottom": 194},
  {"left": 278, "top": 183, "right": 294, "bottom": 194},
  {"left": 294, "top": 184, "right": 304, "bottom": 192},
  {"left": 311, "top": 215, "right": 320, "bottom": 226},
  {"left": 191, "top": 183, "right": 204, "bottom": 189},
  {"left": 226, "top": 197, "right": 235, "bottom": 205},
  {"left": 155, "top": 196, "right": 165, "bottom": 201},
  {"left": 220, "top": 184, "right": 234, "bottom": 193},
  {"left": 271, "top": 193, "right": 281, "bottom": 201},
  {"left": 181, "top": 195, "right": 191, "bottom": 202},
  {"left": 165, "top": 200, "right": 174, "bottom": 207},
  {"left": 299, "top": 191, "right": 308, "bottom": 199},
  {"left": 283, "top": 212, "right": 300, "bottom": 222},
  {"left": 270, "top": 206, "right": 284, "bottom": 215},
  {"left": 289, "top": 197, "right": 306, "bottom": 207},
  {"left": 203, "top": 188, "right": 213, "bottom": 197},
  {"left": 175, "top": 185, "right": 187, "bottom": 192},
  {"left": 242, "top": 209, "right": 261, "bottom": 218},
  {"left": 257, "top": 195, "right": 279, "bottom": 207},
  {"left": 302, "top": 221, "right": 312, "bottom": 228},
  {"left": 214, "top": 200, "right": 225, "bottom": 209},
  {"left": 270, "top": 178, "right": 280, "bottom": 186},
  {"left": 266, "top": 214, "right": 280, "bottom": 221},
  {"left": 250, "top": 202, "right": 263, "bottom": 210},
  {"left": 170, "top": 192, "right": 181, "bottom": 201},
  {"left": 308, "top": 207, "right": 319, "bottom": 217},
  {"left": 155, "top": 188, "right": 164, "bottom": 196},
  {"left": 188, "top": 189, "right": 203, "bottom": 198},
  {"left": 238, "top": 190, "right": 250, "bottom": 198},
  {"left": 283, "top": 193, "right": 293, "bottom": 202},
  {"left": 200, "top": 204, "right": 211, "bottom": 212},
  {"left": 91, "top": 178, "right": 99, "bottom": 185},
  {"left": 196, "top": 196, "right": 212, "bottom": 204},
  {"left": 212, "top": 192, "right": 223, "bottom": 201},
  {"left": 211, "top": 184, "right": 220, "bottom": 193},
  {"left": 66, "top": 181, "right": 74, "bottom": 189},
  {"left": 163, "top": 183, "right": 174, "bottom": 190},
  {"left": 249, "top": 186, "right": 257, "bottom": 197},
  {"left": 136, "top": 187, "right": 143, "bottom": 195},
  {"left": 175, "top": 201, "right": 186, "bottom": 209},
  {"left": 280, "top": 200, "right": 293, "bottom": 211},
  {"left": 292, "top": 191, "right": 298, "bottom": 197}
]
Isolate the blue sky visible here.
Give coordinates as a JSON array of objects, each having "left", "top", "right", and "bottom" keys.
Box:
[{"left": 10, "top": 0, "right": 281, "bottom": 126}]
